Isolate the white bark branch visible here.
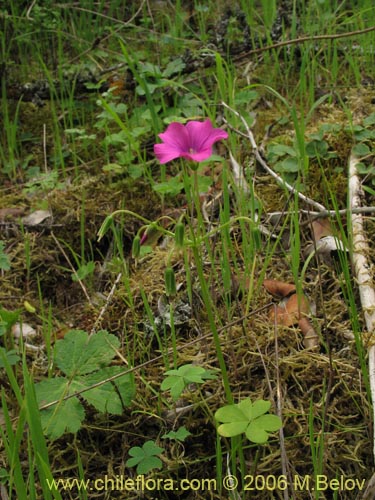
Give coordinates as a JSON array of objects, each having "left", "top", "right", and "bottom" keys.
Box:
[{"left": 348, "top": 153, "right": 375, "bottom": 461}]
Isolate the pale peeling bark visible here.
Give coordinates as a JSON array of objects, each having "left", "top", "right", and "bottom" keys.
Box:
[{"left": 348, "top": 153, "right": 375, "bottom": 461}]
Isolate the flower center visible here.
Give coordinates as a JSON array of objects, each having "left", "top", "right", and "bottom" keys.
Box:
[{"left": 189, "top": 147, "right": 196, "bottom": 154}]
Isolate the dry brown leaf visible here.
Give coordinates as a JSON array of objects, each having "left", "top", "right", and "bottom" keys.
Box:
[
  {"left": 269, "top": 293, "right": 310, "bottom": 326},
  {"left": 0, "top": 207, "right": 25, "bottom": 220},
  {"left": 298, "top": 317, "right": 319, "bottom": 349},
  {"left": 311, "top": 218, "right": 332, "bottom": 242},
  {"left": 263, "top": 279, "right": 296, "bottom": 298}
]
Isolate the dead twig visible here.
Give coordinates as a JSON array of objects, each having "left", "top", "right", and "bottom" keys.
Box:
[
  {"left": 221, "top": 102, "right": 327, "bottom": 213},
  {"left": 348, "top": 152, "right": 375, "bottom": 461}
]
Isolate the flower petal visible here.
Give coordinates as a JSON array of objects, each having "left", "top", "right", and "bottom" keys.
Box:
[
  {"left": 186, "top": 119, "right": 228, "bottom": 155},
  {"left": 181, "top": 148, "right": 214, "bottom": 162},
  {"left": 160, "top": 122, "right": 190, "bottom": 147},
  {"left": 154, "top": 143, "right": 183, "bottom": 164},
  {"left": 154, "top": 122, "right": 191, "bottom": 163}
]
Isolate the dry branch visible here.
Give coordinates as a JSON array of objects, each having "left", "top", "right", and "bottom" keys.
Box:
[
  {"left": 348, "top": 152, "right": 375, "bottom": 461},
  {"left": 222, "top": 101, "right": 327, "bottom": 212}
]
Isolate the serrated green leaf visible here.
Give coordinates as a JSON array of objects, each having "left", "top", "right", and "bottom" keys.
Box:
[
  {"left": 35, "top": 378, "right": 85, "bottom": 439},
  {"left": 162, "top": 57, "right": 185, "bottom": 77},
  {"left": 76, "top": 368, "right": 134, "bottom": 414},
  {"left": 75, "top": 375, "right": 122, "bottom": 414},
  {"left": 160, "top": 375, "right": 179, "bottom": 390},
  {"left": 55, "top": 329, "right": 120, "bottom": 376},
  {"left": 170, "top": 379, "right": 185, "bottom": 401},
  {"left": 162, "top": 426, "right": 192, "bottom": 442},
  {"left": 111, "top": 368, "right": 135, "bottom": 407}
]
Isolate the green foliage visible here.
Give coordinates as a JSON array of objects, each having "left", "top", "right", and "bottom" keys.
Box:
[
  {"left": 72, "top": 261, "right": 95, "bottom": 282},
  {"left": 35, "top": 330, "right": 135, "bottom": 439},
  {"left": 0, "top": 305, "right": 22, "bottom": 367},
  {"left": 0, "top": 305, "right": 22, "bottom": 335},
  {"left": 162, "top": 426, "right": 192, "bottom": 442},
  {"left": 215, "top": 398, "right": 282, "bottom": 444},
  {"left": 126, "top": 440, "right": 164, "bottom": 474},
  {"left": 0, "top": 241, "right": 11, "bottom": 271},
  {"left": 161, "top": 364, "right": 217, "bottom": 401},
  {"left": 0, "top": 348, "right": 19, "bottom": 368}
]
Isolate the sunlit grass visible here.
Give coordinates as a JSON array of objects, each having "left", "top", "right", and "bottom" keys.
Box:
[{"left": 1, "top": 0, "right": 375, "bottom": 498}]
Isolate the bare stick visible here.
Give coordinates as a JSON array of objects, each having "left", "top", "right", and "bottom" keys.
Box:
[
  {"left": 348, "top": 153, "right": 375, "bottom": 461},
  {"left": 90, "top": 272, "right": 122, "bottom": 336},
  {"left": 50, "top": 231, "right": 93, "bottom": 307},
  {"left": 234, "top": 25, "right": 375, "bottom": 60},
  {"left": 222, "top": 102, "right": 327, "bottom": 212}
]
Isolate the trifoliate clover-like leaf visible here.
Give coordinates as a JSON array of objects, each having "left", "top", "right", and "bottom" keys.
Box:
[
  {"left": 215, "top": 398, "right": 282, "bottom": 443},
  {"left": 161, "top": 364, "right": 217, "bottom": 401},
  {"left": 126, "top": 441, "right": 164, "bottom": 474},
  {"left": 246, "top": 414, "right": 282, "bottom": 444}
]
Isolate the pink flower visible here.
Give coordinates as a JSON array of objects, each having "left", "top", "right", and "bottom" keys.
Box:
[{"left": 154, "top": 119, "right": 228, "bottom": 164}]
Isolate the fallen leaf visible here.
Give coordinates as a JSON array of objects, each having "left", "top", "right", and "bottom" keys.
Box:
[
  {"left": 299, "top": 317, "right": 319, "bottom": 349},
  {"left": 269, "top": 293, "right": 310, "bottom": 326},
  {"left": 311, "top": 218, "right": 332, "bottom": 242},
  {"left": 0, "top": 207, "right": 25, "bottom": 220},
  {"left": 11, "top": 322, "right": 37, "bottom": 339},
  {"left": 22, "top": 209, "right": 52, "bottom": 226},
  {"left": 263, "top": 279, "right": 296, "bottom": 298}
]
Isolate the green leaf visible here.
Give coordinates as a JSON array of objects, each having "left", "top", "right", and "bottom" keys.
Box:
[
  {"left": 35, "top": 377, "right": 85, "bottom": 439},
  {"left": 363, "top": 113, "right": 375, "bottom": 127},
  {"left": 217, "top": 421, "right": 248, "bottom": 437},
  {"left": 234, "top": 89, "right": 258, "bottom": 105},
  {"left": 162, "top": 364, "right": 217, "bottom": 401},
  {"left": 257, "top": 414, "right": 283, "bottom": 431},
  {"left": 246, "top": 420, "right": 269, "bottom": 444},
  {"left": 268, "top": 143, "right": 297, "bottom": 158},
  {"left": 215, "top": 404, "right": 247, "bottom": 423},
  {"left": 215, "top": 398, "right": 282, "bottom": 443},
  {"left": 72, "top": 261, "right": 95, "bottom": 281},
  {"left": 352, "top": 143, "right": 371, "bottom": 157},
  {"left": 0, "top": 241, "right": 10, "bottom": 271},
  {"left": 78, "top": 368, "right": 135, "bottom": 414},
  {"left": 153, "top": 177, "right": 184, "bottom": 196},
  {"left": 55, "top": 329, "right": 120, "bottom": 376},
  {"left": 273, "top": 156, "right": 300, "bottom": 173},
  {"left": 75, "top": 374, "right": 123, "bottom": 414},
  {"left": 0, "top": 306, "right": 22, "bottom": 331},
  {"left": 126, "top": 441, "right": 164, "bottom": 474},
  {"left": 248, "top": 399, "right": 271, "bottom": 419},
  {"left": 162, "top": 58, "right": 185, "bottom": 77},
  {"left": 162, "top": 426, "right": 192, "bottom": 442},
  {"left": 305, "top": 139, "right": 328, "bottom": 158},
  {"left": 0, "top": 347, "right": 19, "bottom": 367}
]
